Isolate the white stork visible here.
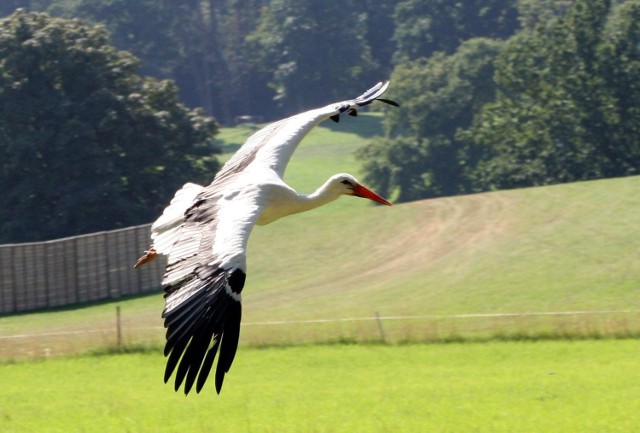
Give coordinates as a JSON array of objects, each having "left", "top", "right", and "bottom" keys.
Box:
[{"left": 134, "top": 81, "right": 397, "bottom": 395}]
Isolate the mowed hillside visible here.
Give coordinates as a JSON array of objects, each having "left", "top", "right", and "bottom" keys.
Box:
[
  {"left": 1, "top": 114, "right": 639, "bottom": 356},
  {"left": 240, "top": 114, "right": 640, "bottom": 322},
  {"left": 245, "top": 175, "right": 640, "bottom": 320}
]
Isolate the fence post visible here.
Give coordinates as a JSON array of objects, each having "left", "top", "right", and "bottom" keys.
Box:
[
  {"left": 44, "top": 242, "right": 51, "bottom": 308},
  {"left": 11, "top": 246, "right": 17, "bottom": 313},
  {"left": 375, "top": 311, "right": 387, "bottom": 343},
  {"left": 116, "top": 305, "right": 122, "bottom": 348}
]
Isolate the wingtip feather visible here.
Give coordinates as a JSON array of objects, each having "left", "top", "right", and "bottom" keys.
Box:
[
  {"left": 354, "top": 80, "right": 396, "bottom": 108},
  {"left": 377, "top": 98, "right": 399, "bottom": 107}
]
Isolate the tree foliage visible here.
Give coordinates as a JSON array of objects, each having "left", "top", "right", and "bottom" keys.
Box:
[
  {"left": 392, "top": 0, "right": 519, "bottom": 62},
  {"left": 246, "top": 0, "right": 378, "bottom": 113},
  {"left": 465, "top": 0, "right": 640, "bottom": 190},
  {"left": 0, "top": 11, "right": 219, "bottom": 242},
  {"left": 71, "top": 0, "right": 399, "bottom": 122},
  {"left": 358, "top": 38, "right": 503, "bottom": 201},
  {"left": 74, "top": 0, "right": 229, "bottom": 124},
  {"left": 360, "top": 0, "right": 640, "bottom": 202},
  {"left": 1, "top": 0, "right": 522, "bottom": 125}
]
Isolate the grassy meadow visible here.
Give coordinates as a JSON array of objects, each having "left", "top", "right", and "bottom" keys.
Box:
[
  {"left": 1, "top": 113, "right": 639, "bottom": 431},
  {"left": 3, "top": 340, "right": 640, "bottom": 433}
]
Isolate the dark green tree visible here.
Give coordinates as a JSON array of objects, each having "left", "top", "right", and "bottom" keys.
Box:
[
  {"left": 464, "top": 0, "right": 640, "bottom": 190},
  {"left": 247, "top": 0, "right": 378, "bottom": 113},
  {"left": 362, "top": 0, "right": 401, "bottom": 78},
  {"left": 358, "top": 38, "right": 503, "bottom": 201},
  {"left": 516, "top": 0, "right": 572, "bottom": 30},
  {"left": 74, "top": 0, "right": 272, "bottom": 124},
  {"left": 213, "top": 0, "right": 275, "bottom": 122},
  {"left": 73, "top": 0, "right": 183, "bottom": 80},
  {"left": 392, "top": 0, "right": 519, "bottom": 62},
  {"left": 0, "top": 11, "right": 219, "bottom": 242},
  {"left": 23, "top": 1, "right": 398, "bottom": 124},
  {"left": 597, "top": 0, "right": 640, "bottom": 174},
  {"left": 0, "top": 1, "right": 64, "bottom": 17}
]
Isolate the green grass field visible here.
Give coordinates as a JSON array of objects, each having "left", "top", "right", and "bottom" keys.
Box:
[{"left": 2, "top": 340, "right": 639, "bottom": 433}]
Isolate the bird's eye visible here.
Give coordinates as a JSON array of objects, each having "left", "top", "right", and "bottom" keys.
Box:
[{"left": 340, "top": 179, "right": 353, "bottom": 187}]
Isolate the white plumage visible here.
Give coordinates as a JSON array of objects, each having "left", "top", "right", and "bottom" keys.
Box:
[{"left": 134, "top": 81, "right": 397, "bottom": 394}]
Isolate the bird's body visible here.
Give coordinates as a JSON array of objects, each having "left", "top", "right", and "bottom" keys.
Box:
[{"left": 135, "top": 81, "right": 396, "bottom": 395}]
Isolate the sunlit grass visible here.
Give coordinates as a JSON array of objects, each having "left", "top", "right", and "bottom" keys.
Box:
[{"left": 2, "top": 340, "right": 639, "bottom": 433}]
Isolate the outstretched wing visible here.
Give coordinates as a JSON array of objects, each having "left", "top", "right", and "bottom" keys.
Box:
[
  {"left": 220, "top": 81, "right": 396, "bottom": 179},
  {"left": 158, "top": 179, "right": 264, "bottom": 395}
]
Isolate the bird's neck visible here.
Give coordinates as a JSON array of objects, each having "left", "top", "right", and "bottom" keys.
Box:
[
  {"left": 285, "top": 179, "right": 343, "bottom": 216},
  {"left": 304, "top": 180, "right": 343, "bottom": 209},
  {"left": 258, "top": 179, "right": 341, "bottom": 225}
]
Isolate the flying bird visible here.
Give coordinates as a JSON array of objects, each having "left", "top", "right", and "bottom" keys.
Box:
[{"left": 134, "top": 81, "right": 398, "bottom": 395}]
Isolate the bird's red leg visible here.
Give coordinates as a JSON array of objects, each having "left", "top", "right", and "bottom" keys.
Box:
[{"left": 133, "top": 247, "right": 158, "bottom": 269}]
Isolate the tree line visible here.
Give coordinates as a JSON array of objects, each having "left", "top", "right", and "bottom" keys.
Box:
[
  {"left": 1, "top": 0, "right": 521, "bottom": 124},
  {"left": 358, "top": 0, "right": 640, "bottom": 201},
  {"left": 1, "top": 1, "right": 638, "bottom": 242}
]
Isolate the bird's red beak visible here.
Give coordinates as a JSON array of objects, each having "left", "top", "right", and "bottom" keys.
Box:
[{"left": 352, "top": 184, "right": 392, "bottom": 206}]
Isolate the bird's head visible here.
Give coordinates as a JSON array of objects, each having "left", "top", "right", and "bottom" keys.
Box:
[{"left": 330, "top": 173, "right": 392, "bottom": 206}]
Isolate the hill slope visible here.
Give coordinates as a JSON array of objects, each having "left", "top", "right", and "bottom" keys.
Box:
[{"left": 245, "top": 175, "right": 640, "bottom": 319}]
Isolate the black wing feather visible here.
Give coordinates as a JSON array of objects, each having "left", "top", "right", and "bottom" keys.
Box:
[
  {"left": 182, "top": 322, "right": 217, "bottom": 394},
  {"left": 377, "top": 98, "right": 400, "bottom": 107},
  {"left": 215, "top": 301, "right": 242, "bottom": 393},
  {"left": 162, "top": 266, "right": 245, "bottom": 394},
  {"left": 164, "top": 336, "right": 189, "bottom": 382},
  {"left": 196, "top": 339, "right": 221, "bottom": 393}
]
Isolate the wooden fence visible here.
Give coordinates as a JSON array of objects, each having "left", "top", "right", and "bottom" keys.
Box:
[{"left": 0, "top": 224, "right": 167, "bottom": 314}]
